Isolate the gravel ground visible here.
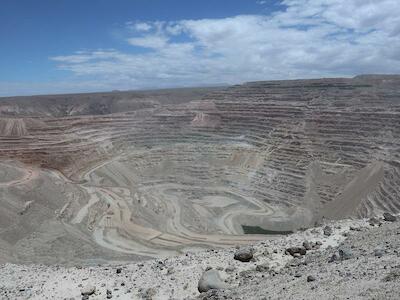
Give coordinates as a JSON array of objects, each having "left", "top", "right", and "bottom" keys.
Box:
[{"left": 1, "top": 216, "right": 399, "bottom": 300}]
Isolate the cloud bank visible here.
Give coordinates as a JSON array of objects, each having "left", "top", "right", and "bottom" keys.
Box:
[{"left": 5, "top": 0, "right": 400, "bottom": 95}]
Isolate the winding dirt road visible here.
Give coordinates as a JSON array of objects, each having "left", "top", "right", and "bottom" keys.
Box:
[{"left": 62, "top": 156, "right": 277, "bottom": 258}]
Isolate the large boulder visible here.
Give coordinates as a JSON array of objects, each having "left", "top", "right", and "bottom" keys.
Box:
[
  {"left": 369, "top": 217, "right": 382, "bottom": 227},
  {"left": 307, "top": 275, "right": 316, "bottom": 282},
  {"left": 323, "top": 226, "right": 333, "bottom": 236},
  {"left": 234, "top": 247, "right": 254, "bottom": 262},
  {"left": 338, "top": 248, "right": 353, "bottom": 260},
  {"left": 80, "top": 285, "right": 96, "bottom": 296},
  {"left": 198, "top": 269, "right": 229, "bottom": 293},
  {"left": 285, "top": 246, "right": 307, "bottom": 257},
  {"left": 383, "top": 212, "right": 397, "bottom": 222}
]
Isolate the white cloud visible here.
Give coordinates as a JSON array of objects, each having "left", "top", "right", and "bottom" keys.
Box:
[
  {"left": 6, "top": 0, "right": 399, "bottom": 95},
  {"left": 132, "top": 22, "right": 152, "bottom": 32},
  {"left": 52, "top": 50, "right": 121, "bottom": 64},
  {"left": 127, "top": 35, "right": 169, "bottom": 49}
]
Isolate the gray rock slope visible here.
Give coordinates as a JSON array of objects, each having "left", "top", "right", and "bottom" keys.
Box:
[
  {"left": 196, "top": 216, "right": 400, "bottom": 300},
  {"left": 1, "top": 215, "right": 400, "bottom": 299}
]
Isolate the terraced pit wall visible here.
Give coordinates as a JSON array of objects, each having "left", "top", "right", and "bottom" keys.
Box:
[{"left": 0, "top": 75, "right": 399, "bottom": 263}]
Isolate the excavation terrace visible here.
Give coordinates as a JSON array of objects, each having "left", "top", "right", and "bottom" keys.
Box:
[{"left": 0, "top": 75, "right": 399, "bottom": 264}]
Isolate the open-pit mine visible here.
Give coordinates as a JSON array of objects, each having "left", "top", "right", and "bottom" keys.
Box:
[{"left": 0, "top": 75, "right": 399, "bottom": 264}]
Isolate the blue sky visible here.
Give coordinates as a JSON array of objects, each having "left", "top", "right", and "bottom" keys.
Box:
[
  {"left": 0, "top": 0, "right": 282, "bottom": 82},
  {"left": 0, "top": 0, "right": 399, "bottom": 96}
]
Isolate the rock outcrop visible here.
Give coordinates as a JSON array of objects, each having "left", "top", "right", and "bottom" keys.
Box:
[{"left": 198, "top": 269, "right": 229, "bottom": 293}]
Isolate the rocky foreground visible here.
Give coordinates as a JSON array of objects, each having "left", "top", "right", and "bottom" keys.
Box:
[{"left": 1, "top": 214, "right": 400, "bottom": 299}]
